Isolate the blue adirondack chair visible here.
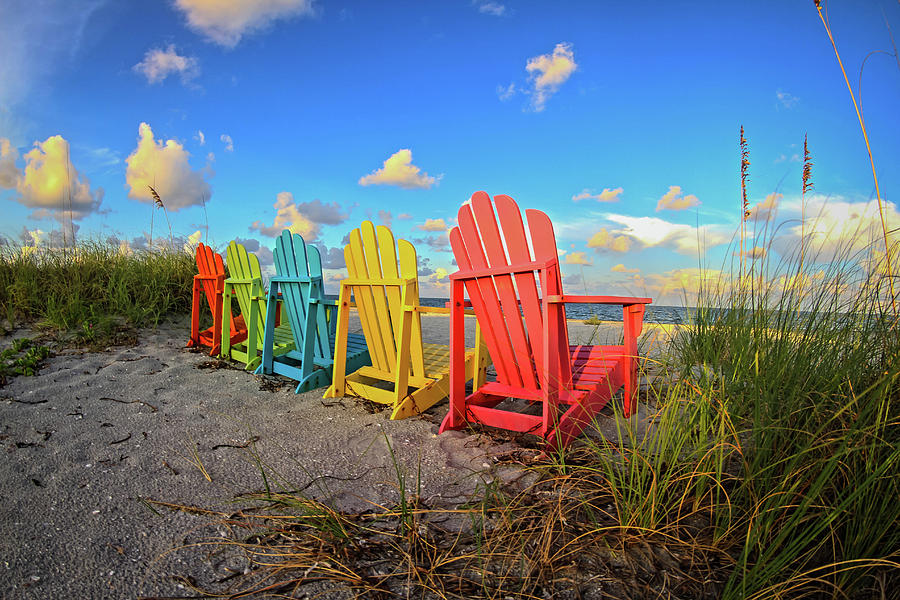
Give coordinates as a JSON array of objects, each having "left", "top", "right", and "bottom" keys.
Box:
[{"left": 256, "top": 230, "right": 370, "bottom": 393}]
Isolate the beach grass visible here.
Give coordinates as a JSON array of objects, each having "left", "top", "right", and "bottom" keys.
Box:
[{"left": 0, "top": 240, "right": 195, "bottom": 346}]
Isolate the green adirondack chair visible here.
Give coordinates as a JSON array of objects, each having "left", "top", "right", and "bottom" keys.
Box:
[
  {"left": 256, "top": 230, "right": 370, "bottom": 392},
  {"left": 220, "top": 240, "right": 294, "bottom": 370}
]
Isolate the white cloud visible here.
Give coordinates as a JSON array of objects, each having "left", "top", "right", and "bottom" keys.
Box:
[
  {"left": 656, "top": 185, "right": 700, "bottom": 211},
  {"left": 587, "top": 228, "right": 631, "bottom": 253},
  {"left": 776, "top": 89, "right": 799, "bottom": 109},
  {"left": 746, "top": 246, "right": 767, "bottom": 260},
  {"left": 605, "top": 214, "right": 729, "bottom": 255},
  {"left": 496, "top": 82, "right": 516, "bottom": 101},
  {"left": 133, "top": 44, "right": 198, "bottom": 84},
  {"left": 125, "top": 122, "right": 212, "bottom": 211},
  {"left": 525, "top": 42, "right": 577, "bottom": 111},
  {"left": 634, "top": 267, "right": 727, "bottom": 305},
  {"left": 250, "top": 192, "right": 349, "bottom": 240},
  {"left": 358, "top": 149, "right": 438, "bottom": 189},
  {"left": 7, "top": 135, "right": 104, "bottom": 225},
  {"left": 564, "top": 251, "right": 592, "bottom": 265},
  {"left": 220, "top": 133, "right": 234, "bottom": 152},
  {"left": 184, "top": 229, "right": 203, "bottom": 253},
  {"left": 417, "top": 218, "right": 448, "bottom": 231},
  {"left": 784, "top": 196, "right": 900, "bottom": 257},
  {"left": 174, "top": 0, "right": 316, "bottom": 47},
  {"left": 573, "top": 187, "right": 623, "bottom": 203},
  {"left": 195, "top": 130, "right": 206, "bottom": 145},
  {"left": 747, "top": 192, "right": 781, "bottom": 221},
  {"left": 611, "top": 263, "right": 639, "bottom": 274},
  {"left": 474, "top": 1, "right": 506, "bottom": 17},
  {"left": 0, "top": 138, "right": 19, "bottom": 188}
]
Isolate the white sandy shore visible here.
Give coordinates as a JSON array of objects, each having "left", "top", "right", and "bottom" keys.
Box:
[{"left": 0, "top": 314, "right": 670, "bottom": 599}]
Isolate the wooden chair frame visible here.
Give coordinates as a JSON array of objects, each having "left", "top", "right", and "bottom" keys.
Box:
[
  {"left": 324, "top": 221, "right": 488, "bottom": 419},
  {"left": 220, "top": 240, "right": 294, "bottom": 371},
  {"left": 439, "top": 192, "right": 651, "bottom": 449},
  {"left": 257, "top": 231, "right": 370, "bottom": 392},
  {"left": 187, "top": 242, "right": 248, "bottom": 356}
]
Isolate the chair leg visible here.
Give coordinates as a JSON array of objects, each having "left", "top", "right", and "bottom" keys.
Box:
[
  {"left": 324, "top": 283, "right": 352, "bottom": 398},
  {"left": 441, "top": 281, "right": 469, "bottom": 432}
]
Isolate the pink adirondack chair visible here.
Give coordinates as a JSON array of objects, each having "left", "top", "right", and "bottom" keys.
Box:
[
  {"left": 187, "top": 242, "right": 248, "bottom": 356},
  {"left": 439, "top": 192, "right": 652, "bottom": 449}
]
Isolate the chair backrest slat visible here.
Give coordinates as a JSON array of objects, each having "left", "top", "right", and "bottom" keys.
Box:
[
  {"left": 273, "top": 230, "right": 332, "bottom": 360},
  {"left": 195, "top": 243, "right": 222, "bottom": 310},
  {"left": 396, "top": 237, "right": 425, "bottom": 377},
  {"left": 455, "top": 205, "right": 521, "bottom": 387},
  {"left": 452, "top": 192, "right": 570, "bottom": 391},
  {"left": 342, "top": 221, "right": 423, "bottom": 376},
  {"left": 495, "top": 195, "right": 546, "bottom": 378},
  {"left": 226, "top": 241, "right": 266, "bottom": 344},
  {"left": 305, "top": 243, "right": 332, "bottom": 358}
]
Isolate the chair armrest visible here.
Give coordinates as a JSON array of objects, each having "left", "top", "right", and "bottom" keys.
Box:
[
  {"left": 546, "top": 294, "right": 651, "bottom": 306},
  {"left": 407, "top": 305, "right": 477, "bottom": 316},
  {"left": 445, "top": 300, "right": 474, "bottom": 309},
  {"left": 412, "top": 306, "right": 450, "bottom": 315},
  {"left": 224, "top": 277, "right": 259, "bottom": 285}
]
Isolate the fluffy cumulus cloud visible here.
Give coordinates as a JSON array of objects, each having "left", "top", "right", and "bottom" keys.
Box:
[
  {"left": 656, "top": 185, "right": 700, "bottom": 211},
  {"left": 358, "top": 149, "right": 438, "bottom": 189},
  {"left": 220, "top": 134, "right": 234, "bottom": 152},
  {"left": 564, "top": 251, "right": 592, "bottom": 265},
  {"left": 634, "top": 268, "right": 726, "bottom": 304},
  {"left": 525, "top": 42, "right": 577, "bottom": 111},
  {"left": 133, "top": 45, "right": 198, "bottom": 84},
  {"left": 606, "top": 214, "right": 727, "bottom": 255},
  {"left": 1, "top": 135, "right": 104, "bottom": 226},
  {"left": 611, "top": 263, "right": 640, "bottom": 274},
  {"left": 786, "top": 196, "right": 900, "bottom": 257},
  {"left": 746, "top": 246, "right": 767, "bottom": 260},
  {"left": 174, "top": 0, "right": 315, "bottom": 47},
  {"left": 747, "top": 192, "right": 781, "bottom": 221},
  {"left": 417, "top": 218, "right": 448, "bottom": 231},
  {"left": 587, "top": 228, "right": 631, "bottom": 253},
  {"left": 250, "top": 192, "right": 349, "bottom": 240},
  {"left": 125, "top": 122, "right": 212, "bottom": 211},
  {"left": 573, "top": 187, "right": 623, "bottom": 203}
]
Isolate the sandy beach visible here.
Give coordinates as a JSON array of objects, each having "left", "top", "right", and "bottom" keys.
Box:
[{"left": 0, "top": 314, "right": 673, "bottom": 599}]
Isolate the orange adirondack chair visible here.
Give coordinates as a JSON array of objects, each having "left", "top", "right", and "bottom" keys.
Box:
[
  {"left": 439, "top": 192, "right": 652, "bottom": 449},
  {"left": 187, "top": 242, "right": 247, "bottom": 356}
]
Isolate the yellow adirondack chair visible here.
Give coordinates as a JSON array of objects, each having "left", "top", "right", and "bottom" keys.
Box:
[
  {"left": 324, "top": 221, "right": 488, "bottom": 419},
  {"left": 220, "top": 240, "right": 294, "bottom": 370}
]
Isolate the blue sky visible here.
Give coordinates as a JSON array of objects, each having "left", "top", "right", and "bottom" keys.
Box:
[{"left": 1, "top": 0, "right": 898, "bottom": 302}]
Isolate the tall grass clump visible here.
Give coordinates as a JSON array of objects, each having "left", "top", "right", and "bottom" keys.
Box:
[
  {"left": 665, "top": 234, "right": 900, "bottom": 597},
  {"left": 0, "top": 239, "right": 195, "bottom": 340}
]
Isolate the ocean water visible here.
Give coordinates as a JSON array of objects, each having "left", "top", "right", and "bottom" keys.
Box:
[{"left": 328, "top": 295, "right": 689, "bottom": 325}]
